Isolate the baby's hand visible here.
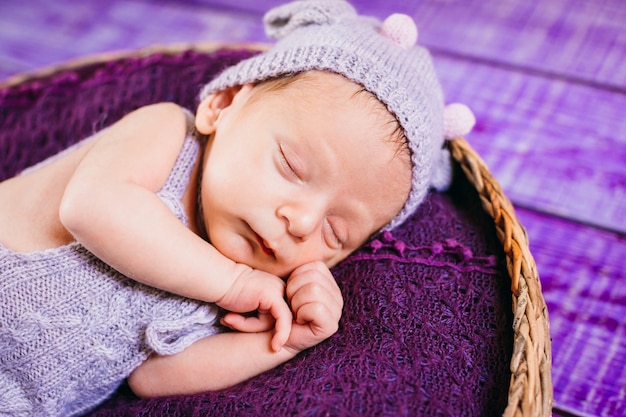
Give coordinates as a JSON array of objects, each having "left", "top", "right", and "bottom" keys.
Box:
[
  {"left": 216, "top": 267, "right": 291, "bottom": 352},
  {"left": 283, "top": 261, "right": 344, "bottom": 354}
]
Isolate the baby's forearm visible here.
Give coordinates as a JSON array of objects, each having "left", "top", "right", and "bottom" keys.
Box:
[
  {"left": 60, "top": 176, "right": 238, "bottom": 302},
  {"left": 128, "top": 331, "right": 298, "bottom": 397},
  {"left": 57, "top": 103, "right": 240, "bottom": 303}
]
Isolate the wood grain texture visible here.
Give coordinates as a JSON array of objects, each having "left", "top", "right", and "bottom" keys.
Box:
[
  {"left": 435, "top": 54, "right": 626, "bottom": 233},
  {"left": 518, "top": 207, "right": 626, "bottom": 417}
]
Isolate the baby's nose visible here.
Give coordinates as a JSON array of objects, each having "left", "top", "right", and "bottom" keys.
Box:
[
  {"left": 278, "top": 200, "right": 325, "bottom": 242},
  {"left": 289, "top": 211, "right": 321, "bottom": 241}
]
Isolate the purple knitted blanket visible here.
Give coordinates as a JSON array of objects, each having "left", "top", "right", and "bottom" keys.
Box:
[{"left": 0, "top": 48, "right": 512, "bottom": 416}]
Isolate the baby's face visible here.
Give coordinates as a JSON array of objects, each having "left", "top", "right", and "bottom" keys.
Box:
[{"left": 199, "top": 72, "right": 411, "bottom": 278}]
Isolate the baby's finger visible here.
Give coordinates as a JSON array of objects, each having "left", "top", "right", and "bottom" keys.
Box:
[
  {"left": 289, "top": 281, "right": 343, "bottom": 319},
  {"left": 293, "top": 301, "right": 338, "bottom": 336},
  {"left": 220, "top": 312, "right": 275, "bottom": 333},
  {"left": 269, "top": 300, "right": 293, "bottom": 352},
  {"left": 287, "top": 262, "right": 341, "bottom": 305}
]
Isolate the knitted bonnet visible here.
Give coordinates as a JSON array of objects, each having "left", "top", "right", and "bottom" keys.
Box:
[{"left": 201, "top": 0, "right": 475, "bottom": 230}]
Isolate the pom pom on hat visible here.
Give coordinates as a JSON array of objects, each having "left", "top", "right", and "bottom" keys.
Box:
[
  {"left": 431, "top": 103, "right": 476, "bottom": 193},
  {"left": 443, "top": 103, "right": 475, "bottom": 139},
  {"left": 381, "top": 13, "right": 418, "bottom": 50}
]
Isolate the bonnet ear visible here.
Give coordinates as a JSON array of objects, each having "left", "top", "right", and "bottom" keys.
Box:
[
  {"left": 431, "top": 103, "right": 476, "bottom": 191},
  {"left": 264, "top": 0, "right": 357, "bottom": 39}
]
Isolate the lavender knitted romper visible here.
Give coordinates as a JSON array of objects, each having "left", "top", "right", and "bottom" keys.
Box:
[{"left": 0, "top": 119, "right": 220, "bottom": 417}]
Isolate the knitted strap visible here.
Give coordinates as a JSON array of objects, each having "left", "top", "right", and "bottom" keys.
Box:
[
  {"left": 145, "top": 304, "right": 220, "bottom": 355},
  {"left": 155, "top": 111, "right": 202, "bottom": 226}
]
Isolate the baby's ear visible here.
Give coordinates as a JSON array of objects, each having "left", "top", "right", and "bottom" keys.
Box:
[{"left": 195, "top": 85, "right": 250, "bottom": 134}]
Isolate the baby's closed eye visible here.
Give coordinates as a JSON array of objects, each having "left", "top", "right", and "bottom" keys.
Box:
[
  {"left": 323, "top": 217, "right": 344, "bottom": 250},
  {"left": 277, "top": 142, "right": 305, "bottom": 183}
]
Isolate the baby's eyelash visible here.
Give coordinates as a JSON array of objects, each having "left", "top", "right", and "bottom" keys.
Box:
[
  {"left": 331, "top": 228, "right": 342, "bottom": 246},
  {"left": 280, "top": 147, "right": 294, "bottom": 173},
  {"left": 325, "top": 219, "right": 343, "bottom": 249},
  {"left": 279, "top": 144, "right": 301, "bottom": 180}
]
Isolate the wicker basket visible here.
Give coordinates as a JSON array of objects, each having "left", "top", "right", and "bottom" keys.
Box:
[
  {"left": 448, "top": 138, "right": 553, "bottom": 417},
  {"left": 0, "top": 43, "right": 553, "bottom": 417}
]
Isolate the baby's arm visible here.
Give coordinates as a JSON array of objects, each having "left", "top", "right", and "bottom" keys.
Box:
[
  {"left": 128, "top": 262, "right": 343, "bottom": 396},
  {"left": 59, "top": 103, "right": 291, "bottom": 349}
]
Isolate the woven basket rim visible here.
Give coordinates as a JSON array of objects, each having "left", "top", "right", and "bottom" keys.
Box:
[
  {"left": 1, "top": 41, "right": 553, "bottom": 416},
  {"left": 449, "top": 138, "right": 552, "bottom": 416},
  {"left": 0, "top": 41, "right": 267, "bottom": 89}
]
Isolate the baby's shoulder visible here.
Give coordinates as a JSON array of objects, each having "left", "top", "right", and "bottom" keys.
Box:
[
  {"left": 123, "top": 102, "right": 189, "bottom": 127},
  {"left": 107, "top": 102, "right": 191, "bottom": 144}
]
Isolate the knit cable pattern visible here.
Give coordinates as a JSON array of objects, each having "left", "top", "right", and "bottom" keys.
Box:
[{"left": 0, "top": 132, "right": 219, "bottom": 417}]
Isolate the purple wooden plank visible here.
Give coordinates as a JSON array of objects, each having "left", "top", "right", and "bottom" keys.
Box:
[
  {"left": 433, "top": 54, "right": 626, "bottom": 234},
  {"left": 0, "top": 0, "right": 266, "bottom": 82},
  {"left": 180, "top": 0, "right": 626, "bottom": 88},
  {"left": 4, "top": 0, "right": 625, "bottom": 89},
  {"left": 517, "top": 207, "right": 626, "bottom": 417},
  {"left": 410, "top": 0, "right": 626, "bottom": 89}
]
